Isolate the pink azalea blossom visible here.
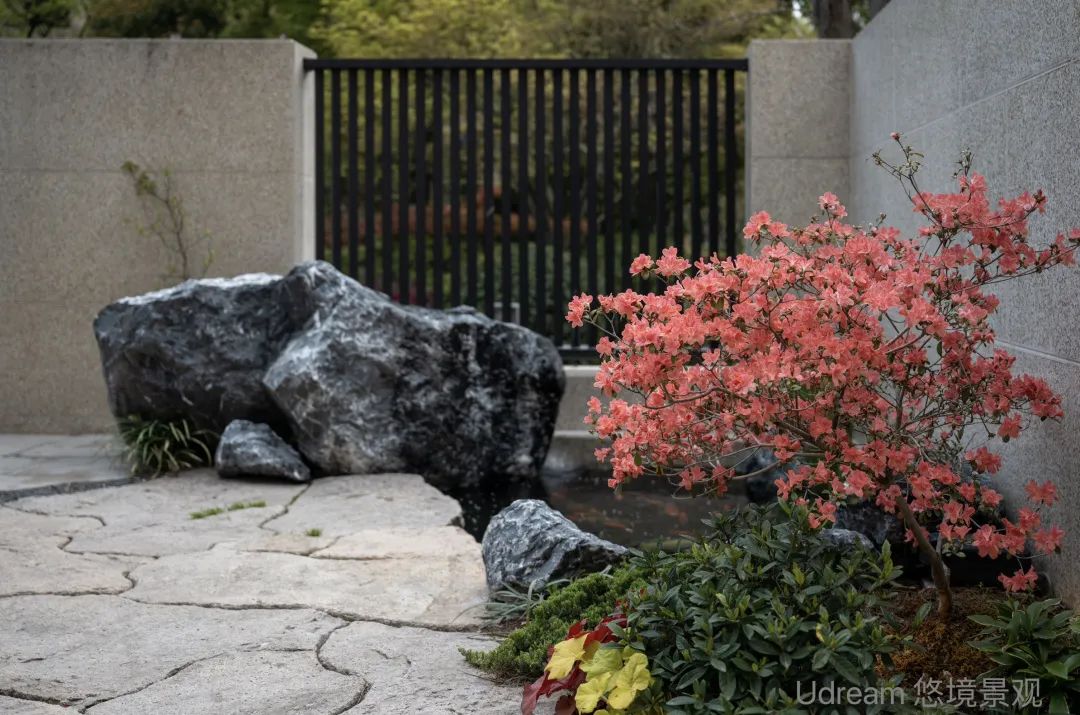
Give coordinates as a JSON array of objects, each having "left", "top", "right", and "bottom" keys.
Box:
[{"left": 571, "top": 158, "right": 1078, "bottom": 596}]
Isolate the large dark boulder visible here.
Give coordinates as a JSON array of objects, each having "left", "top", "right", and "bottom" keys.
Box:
[
  {"left": 95, "top": 261, "right": 564, "bottom": 490},
  {"left": 93, "top": 273, "right": 300, "bottom": 433},
  {"left": 263, "top": 263, "right": 564, "bottom": 489},
  {"left": 481, "top": 499, "right": 628, "bottom": 592},
  {"left": 215, "top": 420, "right": 310, "bottom": 483}
]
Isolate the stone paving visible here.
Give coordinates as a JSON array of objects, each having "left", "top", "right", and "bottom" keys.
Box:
[{"left": 0, "top": 436, "right": 541, "bottom": 714}]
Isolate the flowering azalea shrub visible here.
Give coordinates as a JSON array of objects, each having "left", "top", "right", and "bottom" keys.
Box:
[{"left": 568, "top": 140, "right": 1079, "bottom": 616}]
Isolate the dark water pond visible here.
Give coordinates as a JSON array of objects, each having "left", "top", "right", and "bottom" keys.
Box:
[{"left": 449, "top": 466, "right": 748, "bottom": 547}]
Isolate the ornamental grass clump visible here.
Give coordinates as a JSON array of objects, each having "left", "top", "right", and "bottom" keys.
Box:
[{"left": 569, "top": 139, "right": 1079, "bottom": 619}]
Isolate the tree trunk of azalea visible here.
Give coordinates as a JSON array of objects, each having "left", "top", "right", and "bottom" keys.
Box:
[{"left": 895, "top": 494, "right": 953, "bottom": 620}]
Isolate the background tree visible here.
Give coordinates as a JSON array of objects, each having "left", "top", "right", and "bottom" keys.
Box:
[
  {"left": 312, "top": 0, "right": 811, "bottom": 59},
  {"left": 519, "top": 0, "right": 809, "bottom": 58},
  {"left": 311, "top": 0, "right": 526, "bottom": 58},
  {"left": 0, "top": 0, "right": 79, "bottom": 36}
]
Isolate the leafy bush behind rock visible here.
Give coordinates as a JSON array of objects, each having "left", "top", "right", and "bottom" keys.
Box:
[{"left": 622, "top": 503, "right": 906, "bottom": 714}]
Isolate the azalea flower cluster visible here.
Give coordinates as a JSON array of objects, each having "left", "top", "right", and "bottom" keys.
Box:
[{"left": 569, "top": 145, "right": 1078, "bottom": 596}]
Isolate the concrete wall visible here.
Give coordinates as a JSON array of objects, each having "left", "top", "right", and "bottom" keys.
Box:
[
  {"left": 0, "top": 39, "right": 315, "bottom": 433},
  {"left": 748, "top": 0, "right": 1080, "bottom": 602},
  {"left": 848, "top": 0, "right": 1080, "bottom": 603},
  {"left": 746, "top": 39, "right": 851, "bottom": 228}
]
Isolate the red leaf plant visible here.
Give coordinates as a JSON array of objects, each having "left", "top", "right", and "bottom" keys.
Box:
[
  {"left": 522, "top": 615, "right": 625, "bottom": 715},
  {"left": 568, "top": 138, "right": 1079, "bottom": 619}
]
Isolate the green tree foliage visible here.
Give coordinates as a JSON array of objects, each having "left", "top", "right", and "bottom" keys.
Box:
[
  {"left": 314, "top": 0, "right": 811, "bottom": 59},
  {"left": 0, "top": 0, "right": 79, "bottom": 36},
  {"left": 521, "top": 0, "right": 811, "bottom": 58},
  {"left": 76, "top": 0, "right": 324, "bottom": 50},
  {"left": 312, "top": 0, "right": 526, "bottom": 58}
]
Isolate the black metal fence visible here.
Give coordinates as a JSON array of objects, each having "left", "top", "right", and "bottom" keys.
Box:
[{"left": 304, "top": 58, "right": 748, "bottom": 358}]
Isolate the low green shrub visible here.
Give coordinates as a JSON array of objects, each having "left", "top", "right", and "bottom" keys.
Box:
[
  {"left": 970, "top": 598, "right": 1080, "bottom": 713},
  {"left": 463, "top": 565, "right": 645, "bottom": 681},
  {"left": 118, "top": 415, "right": 215, "bottom": 477},
  {"left": 622, "top": 502, "right": 906, "bottom": 714}
]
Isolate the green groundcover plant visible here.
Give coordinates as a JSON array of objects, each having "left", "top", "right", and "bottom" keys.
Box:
[
  {"left": 464, "top": 566, "right": 645, "bottom": 681},
  {"left": 517, "top": 503, "right": 914, "bottom": 714},
  {"left": 970, "top": 598, "right": 1080, "bottom": 714}
]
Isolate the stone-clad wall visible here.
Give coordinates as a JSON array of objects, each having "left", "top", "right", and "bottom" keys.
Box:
[
  {"left": 745, "top": 39, "right": 851, "bottom": 227},
  {"left": 747, "top": 0, "right": 1080, "bottom": 604},
  {"left": 0, "top": 40, "right": 315, "bottom": 432}
]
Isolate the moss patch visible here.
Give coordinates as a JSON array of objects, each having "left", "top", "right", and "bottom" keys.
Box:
[{"left": 462, "top": 566, "right": 644, "bottom": 682}]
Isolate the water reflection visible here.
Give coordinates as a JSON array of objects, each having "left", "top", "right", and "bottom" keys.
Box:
[{"left": 448, "top": 466, "right": 748, "bottom": 547}]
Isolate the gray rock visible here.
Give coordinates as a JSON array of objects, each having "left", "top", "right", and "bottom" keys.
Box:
[
  {"left": 834, "top": 501, "right": 907, "bottom": 548},
  {"left": 215, "top": 420, "right": 310, "bottom": 482},
  {"left": 821, "top": 527, "right": 874, "bottom": 553},
  {"left": 482, "top": 499, "right": 628, "bottom": 591},
  {"left": 263, "top": 262, "right": 564, "bottom": 488},
  {"left": 95, "top": 262, "right": 564, "bottom": 490},
  {"left": 93, "top": 273, "right": 306, "bottom": 434}
]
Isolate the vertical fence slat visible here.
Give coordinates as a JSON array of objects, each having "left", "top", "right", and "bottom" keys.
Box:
[
  {"left": 585, "top": 68, "right": 598, "bottom": 347},
  {"left": 500, "top": 68, "right": 513, "bottom": 322},
  {"left": 466, "top": 69, "right": 478, "bottom": 306},
  {"left": 534, "top": 68, "right": 547, "bottom": 338},
  {"left": 450, "top": 68, "right": 462, "bottom": 306},
  {"left": 655, "top": 69, "right": 666, "bottom": 256},
  {"left": 637, "top": 69, "right": 649, "bottom": 263},
  {"left": 432, "top": 69, "right": 444, "bottom": 308},
  {"left": 602, "top": 68, "right": 615, "bottom": 297},
  {"left": 347, "top": 70, "right": 359, "bottom": 279},
  {"left": 619, "top": 69, "right": 632, "bottom": 291},
  {"left": 414, "top": 70, "right": 427, "bottom": 306},
  {"left": 364, "top": 69, "right": 376, "bottom": 287},
  {"left": 330, "top": 69, "right": 342, "bottom": 269},
  {"left": 517, "top": 69, "right": 530, "bottom": 329},
  {"left": 673, "top": 70, "right": 684, "bottom": 254},
  {"left": 483, "top": 68, "right": 495, "bottom": 317},
  {"left": 314, "top": 69, "right": 325, "bottom": 262},
  {"left": 725, "top": 69, "right": 738, "bottom": 259},
  {"left": 397, "top": 68, "right": 410, "bottom": 304},
  {"left": 381, "top": 68, "right": 393, "bottom": 294},
  {"left": 707, "top": 68, "right": 719, "bottom": 258},
  {"left": 689, "top": 70, "right": 702, "bottom": 264},
  {"left": 552, "top": 68, "right": 564, "bottom": 347},
  {"left": 305, "top": 59, "right": 746, "bottom": 360},
  {"left": 568, "top": 68, "right": 581, "bottom": 347}
]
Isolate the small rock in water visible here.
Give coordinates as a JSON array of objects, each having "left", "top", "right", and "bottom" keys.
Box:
[
  {"left": 215, "top": 420, "right": 310, "bottom": 483},
  {"left": 481, "top": 499, "right": 628, "bottom": 591}
]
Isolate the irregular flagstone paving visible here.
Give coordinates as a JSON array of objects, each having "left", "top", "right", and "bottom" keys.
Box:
[
  {"left": 0, "top": 455, "right": 530, "bottom": 714},
  {"left": 0, "top": 435, "right": 133, "bottom": 500},
  {"left": 86, "top": 651, "right": 365, "bottom": 715},
  {"left": 323, "top": 622, "right": 525, "bottom": 714},
  {"left": 0, "top": 509, "right": 144, "bottom": 596}
]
